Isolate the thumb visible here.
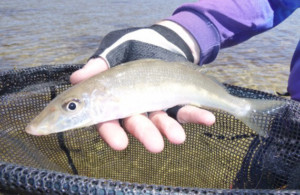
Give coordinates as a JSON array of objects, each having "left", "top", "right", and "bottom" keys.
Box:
[{"left": 70, "top": 58, "right": 109, "bottom": 84}]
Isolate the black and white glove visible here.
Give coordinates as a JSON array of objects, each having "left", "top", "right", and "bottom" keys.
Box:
[{"left": 89, "top": 25, "right": 195, "bottom": 67}]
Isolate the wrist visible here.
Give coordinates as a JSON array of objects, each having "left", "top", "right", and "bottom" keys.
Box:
[
  {"left": 168, "top": 11, "right": 220, "bottom": 65},
  {"left": 156, "top": 20, "right": 200, "bottom": 64}
]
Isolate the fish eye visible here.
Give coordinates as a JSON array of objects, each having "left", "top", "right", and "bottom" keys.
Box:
[
  {"left": 67, "top": 102, "right": 77, "bottom": 111},
  {"left": 63, "top": 99, "right": 81, "bottom": 111}
]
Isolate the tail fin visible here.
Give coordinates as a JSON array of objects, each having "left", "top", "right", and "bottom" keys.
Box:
[{"left": 237, "top": 99, "right": 287, "bottom": 137}]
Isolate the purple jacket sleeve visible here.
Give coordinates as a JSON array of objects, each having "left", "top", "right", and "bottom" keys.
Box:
[
  {"left": 168, "top": 0, "right": 299, "bottom": 65},
  {"left": 168, "top": 0, "right": 300, "bottom": 100}
]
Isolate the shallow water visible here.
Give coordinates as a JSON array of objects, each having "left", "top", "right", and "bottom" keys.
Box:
[{"left": 0, "top": 0, "right": 299, "bottom": 94}]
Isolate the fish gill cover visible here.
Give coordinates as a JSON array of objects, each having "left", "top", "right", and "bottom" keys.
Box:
[{"left": 0, "top": 64, "right": 299, "bottom": 194}]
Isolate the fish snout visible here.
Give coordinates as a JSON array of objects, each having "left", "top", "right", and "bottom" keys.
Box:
[{"left": 25, "top": 124, "right": 48, "bottom": 136}]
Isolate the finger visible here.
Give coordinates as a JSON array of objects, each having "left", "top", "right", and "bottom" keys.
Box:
[
  {"left": 177, "top": 106, "right": 216, "bottom": 126},
  {"left": 149, "top": 111, "right": 186, "bottom": 145},
  {"left": 70, "top": 58, "right": 109, "bottom": 84},
  {"left": 124, "top": 114, "right": 164, "bottom": 153},
  {"left": 97, "top": 120, "right": 129, "bottom": 151}
]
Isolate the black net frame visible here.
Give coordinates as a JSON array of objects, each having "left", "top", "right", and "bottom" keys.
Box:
[
  {"left": 0, "top": 64, "right": 299, "bottom": 194},
  {"left": 1, "top": 162, "right": 300, "bottom": 195}
]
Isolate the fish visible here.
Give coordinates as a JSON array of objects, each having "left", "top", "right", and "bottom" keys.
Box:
[{"left": 25, "top": 59, "right": 286, "bottom": 137}]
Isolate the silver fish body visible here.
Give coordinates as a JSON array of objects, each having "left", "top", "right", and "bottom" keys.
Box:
[{"left": 25, "top": 59, "right": 285, "bottom": 136}]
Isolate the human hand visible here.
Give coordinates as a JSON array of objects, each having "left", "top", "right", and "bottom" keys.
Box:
[{"left": 70, "top": 21, "right": 216, "bottom": 153}]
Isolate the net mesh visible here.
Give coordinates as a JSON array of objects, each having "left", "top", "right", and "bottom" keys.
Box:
[{"left": 0, "top": 64, "right": 299, "bottom": 194}]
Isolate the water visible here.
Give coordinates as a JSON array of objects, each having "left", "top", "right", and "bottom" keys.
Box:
[{"left": 0, "top": 0, "right": 299, "bottom": 94}]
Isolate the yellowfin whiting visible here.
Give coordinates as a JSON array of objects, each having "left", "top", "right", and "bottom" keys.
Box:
[{"left": 25, "top": 59, "right": 286, "bottom": 137}]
